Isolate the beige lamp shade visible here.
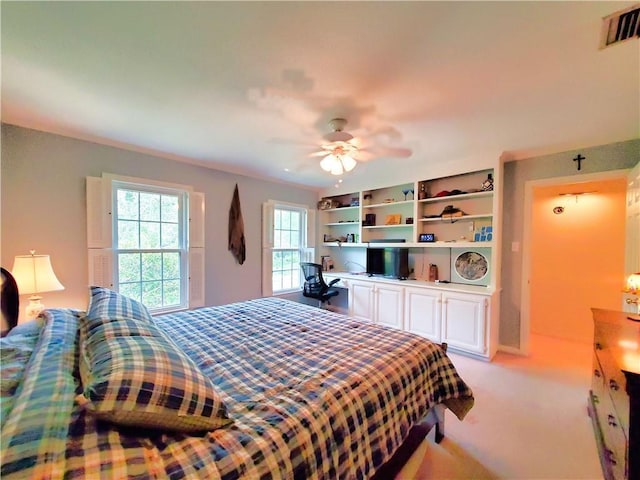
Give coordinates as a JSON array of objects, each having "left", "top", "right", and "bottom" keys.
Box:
[
  {"left": 626, "top": 272, "right": 640, "bottom": 295},
  {"left": 11, "top": 252, "right": 64, "bottom": 295}
]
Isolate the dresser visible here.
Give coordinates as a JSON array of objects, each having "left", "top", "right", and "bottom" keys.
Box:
[{"left": 588, "top": 309, "right": 640, "bottom": 480}]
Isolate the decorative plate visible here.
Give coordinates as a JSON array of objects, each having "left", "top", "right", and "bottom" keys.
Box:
[{"left": 454, "top": 251, "right": 488, "bottom": 281}]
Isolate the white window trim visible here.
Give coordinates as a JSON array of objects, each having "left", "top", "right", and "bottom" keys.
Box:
[
  {"left": 86, "top": 174, "right": 205, "bottom": 311},
  {"left": 262, "top": 200, "right": 315, "bottom": 297}
]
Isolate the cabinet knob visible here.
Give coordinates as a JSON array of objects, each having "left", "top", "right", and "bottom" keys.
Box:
[
  {"left": 594, "top": 369, "right": 601, "bottom": 378},
  {"left": 609, "top": 379, "right": 620, "bottom": 391},
  {"left": 607, "top": 414, "right": 618, "bottom": 428},
  {"left": 595, "top": 342, "right": 603, "bottom": 350},
  {"left": 592, "top": 394, "right": 599, "bottom": 404}
]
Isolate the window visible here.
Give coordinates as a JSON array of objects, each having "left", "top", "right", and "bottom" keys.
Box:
[
  {"left": 113, "top": 183, "right": 187, "bottom": 311},
  {"left": 272, "top": 207, "right": 303, "bottom": 292},
  {"left": 86, "top": 174, "right": 205, "bottom": 312},
  {"left": 262, "top": 201, "right": 315, "bottom": 296}
]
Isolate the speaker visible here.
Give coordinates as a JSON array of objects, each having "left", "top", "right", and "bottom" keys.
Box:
[{"left": 364, "top": 213, "right": 376, "bottom": 226}]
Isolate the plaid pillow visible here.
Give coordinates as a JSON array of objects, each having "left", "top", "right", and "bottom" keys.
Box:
[{"left": 79, "top": 287, "right": 231, "bottom": 432}]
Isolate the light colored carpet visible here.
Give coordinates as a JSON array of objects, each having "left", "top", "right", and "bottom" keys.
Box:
[{"left": 397, "top": 334, "right": 604, "bottom": 480}]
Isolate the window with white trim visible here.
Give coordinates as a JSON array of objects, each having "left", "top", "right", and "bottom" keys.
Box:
[
  {"left": 272, "top": 207, "right": 304, "bottom": 292},
  {"left": 262, "top": 201, "right": 315, "bottom": 296},
  {"left": 86, "top": 174, "right": 205, "bottom": 312},
  {"left": 113, "top": 182, "right": 187, "bottom": 311}
]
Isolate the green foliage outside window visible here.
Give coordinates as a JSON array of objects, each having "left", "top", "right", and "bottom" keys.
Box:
[
  {"left": 272, "top": 208, "right": 303, "bottom": 292},
  {"left": 116, "top": 187, "right": 183, "bottom": 310}
]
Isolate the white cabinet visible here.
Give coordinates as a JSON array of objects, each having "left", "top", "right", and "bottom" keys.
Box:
[
  {"left": 375, "top": 283, "right": 404, "bottom": 329},
  {"left": 442, "top": 291, "right": 487, "bottom": 354},
  {"left": 350, "top": 280, "right": 375, "bottom": 322},
  {"left": 338, "top": 274, "right": 494, "bottom": 359},
  {"left": 349, "top": 279, "right": 404, "bottom": 329},
  {"left": 405, "top": 285, "right": 490, "bottom": 356},
  {"left": 404, "top": 286, "right": 442, "bottom": 341}
]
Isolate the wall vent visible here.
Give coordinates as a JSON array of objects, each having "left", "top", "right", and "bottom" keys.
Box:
[{"left": 600, "top": 4, "right": 640, "bottom": 48}]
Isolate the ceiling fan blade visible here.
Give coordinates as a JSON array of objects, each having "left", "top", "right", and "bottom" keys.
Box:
[
  {"left": 309, "top": 150, "right": 329, "bottom": 157},
  {"left": 359, "top": 145, "right": 412, "bottom": 159},
  {"left": 270, "top": 137, "right": 320, "bottom": 148}
]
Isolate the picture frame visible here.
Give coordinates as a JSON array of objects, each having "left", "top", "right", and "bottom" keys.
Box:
[{"left": 385, "top": 214, "right": 401, "bottom": 225}]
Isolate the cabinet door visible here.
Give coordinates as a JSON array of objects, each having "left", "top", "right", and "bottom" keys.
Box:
[
  {"left": 442, "top": 292, "right": 487, "bottom": 354},
  {"left": 404, "top": 287, "right": 441, "bottom": 342},
  {"left": 375, "top": 284, "right": 404, "bottom": 329},
  {"left": 350, "top": 280, "right": 375, "bottom": 322}
]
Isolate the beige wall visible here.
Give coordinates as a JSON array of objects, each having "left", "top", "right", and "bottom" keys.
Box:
[
  {"left": 530, "top": 179, "right": 626, "bottom": 343},
  {"left": 1, "top": 125, "right": 318, "bottom": 319},
  {"left": 501, "top": 139, "right": 639, "bottom": 349}
]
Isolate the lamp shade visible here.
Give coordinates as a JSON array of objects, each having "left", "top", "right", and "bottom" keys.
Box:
[
  {"left": 11, "top": 253, "right": 64, "bottom": 295},
  {"left": 626, "top": 272, "right": 640, "bottom": 294}
]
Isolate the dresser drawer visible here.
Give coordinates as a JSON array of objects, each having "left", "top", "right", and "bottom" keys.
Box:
[
  {"left": 592, "top": 354, "right": 605, "bottom": 401},
  {"left": 591, "top": 309, "right": 639, "bottom": 480},
  {"left": 599, "top": 389, "right": 628, "bottom": 480},
  {"left": 595, "top": 343, "right": 630, "bottom": 432}
]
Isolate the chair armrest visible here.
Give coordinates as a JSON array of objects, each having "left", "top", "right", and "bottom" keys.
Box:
[{"left": 328, "top": 278, "right": 340, "bottom": 287}]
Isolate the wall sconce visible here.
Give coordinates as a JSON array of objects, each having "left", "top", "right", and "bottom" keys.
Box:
[
  {"left": 11, "top": 250, "right": 64, "bottom": 320},
  {"left": 553, "top": 191, "right": 597, "bottom": 215},
  {"left": 558, "top": 191, "right": 597, "bottom": 203}
]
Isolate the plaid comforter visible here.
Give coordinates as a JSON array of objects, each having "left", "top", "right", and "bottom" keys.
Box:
[{"left": 1, "top": 297, "right": 473, "bottom": 479}]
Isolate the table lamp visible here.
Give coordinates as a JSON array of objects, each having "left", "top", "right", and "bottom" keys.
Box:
[
  {"left": 624, "top": 272, "right": 640, "bottom": 321},
  {"left": 11, "top": 250, "right": 64, "bottom": 320}
]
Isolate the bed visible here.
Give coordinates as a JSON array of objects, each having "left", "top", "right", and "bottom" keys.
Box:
[{"left": 1, "top": 287, "right": 473, "bottom": 479}]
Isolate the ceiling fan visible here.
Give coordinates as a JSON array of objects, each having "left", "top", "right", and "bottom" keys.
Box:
[{"left": 309, "top": 118, "right": 412, "bottom": 176}]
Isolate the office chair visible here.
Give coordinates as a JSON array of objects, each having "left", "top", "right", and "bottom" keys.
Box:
[{"left": 300, "top": 262, "right": 340, "bottom": 308}]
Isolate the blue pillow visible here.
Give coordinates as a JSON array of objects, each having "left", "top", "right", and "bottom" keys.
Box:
[
  {"left": 79, "top": 287, "right": 232, "bottom": 432},
  {"left": 7, "top": 318, "right": 43, "bottom": 338},
  {"left": 1, "top": 321, "right": 43, "bottom": 428}
]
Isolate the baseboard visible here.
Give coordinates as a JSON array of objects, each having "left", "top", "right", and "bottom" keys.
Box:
[{"left": 498, "top": 344, "right": 527, "bottom": 356}]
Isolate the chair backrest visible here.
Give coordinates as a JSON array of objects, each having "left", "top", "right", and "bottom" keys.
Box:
[
  {"left": 1, "top": 267, "right": 20, "bottom": 334},
  {"left": 300, "top": 262, "right": 327, "bottom": 298}
]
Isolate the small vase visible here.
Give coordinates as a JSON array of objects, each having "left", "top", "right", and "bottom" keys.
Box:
[
  {"left": 418, "top": 182, "right": 428, "bottom": 200},
  {"left": 482, "top": 174, "right": 494, "bottom": 191}
]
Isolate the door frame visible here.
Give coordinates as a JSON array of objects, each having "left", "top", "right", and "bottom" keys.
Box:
[{"left": 519, "top": 169, "right": 629, "bottom": 355}]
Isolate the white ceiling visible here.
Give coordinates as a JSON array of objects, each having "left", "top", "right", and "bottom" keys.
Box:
[{"left": 2, "top": 1, "right": 638, "bottom": 191}]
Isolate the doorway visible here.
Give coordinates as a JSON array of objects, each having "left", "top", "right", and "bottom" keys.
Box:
[{"left": 520, "top": 170, "right": 628, "bottom": 353}]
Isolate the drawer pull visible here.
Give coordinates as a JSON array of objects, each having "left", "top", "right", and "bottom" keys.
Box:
[
  {"left": 592, "top": 394, "right": 599, "bottom": 404},
  {"left": 609, "top": 379, "right": 620, "bottom": 391},
  {"left": 605, "top": 449, "right": 617, "bottom": 466},
  {"left": 607, "top": 414, "right": 618, "bottom": 428},
  {"left": 595, "top": 342, "right": 603, "bottom": 350},
  {"left": 594, "top": 369, "right": 601, "bottom": 378}
]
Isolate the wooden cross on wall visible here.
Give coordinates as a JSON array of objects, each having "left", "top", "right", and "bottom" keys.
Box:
[{"left": 573, "top": 154, "right": 585, "bottom": 171}]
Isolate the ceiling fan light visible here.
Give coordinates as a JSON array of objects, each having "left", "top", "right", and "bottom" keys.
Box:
[
  {"left": 341, "top": 155, "right": 357, "bottom": 172},
  {"left": 320, "top": 155, "right": 336, "bottom": 172},
  {"left": 330, "top": 162, "right": 344, "bottom": 175}
]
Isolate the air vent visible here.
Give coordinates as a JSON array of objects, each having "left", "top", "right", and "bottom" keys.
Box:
[{"left": 600, "top": 4, "right": 640, "bottom": 48}]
